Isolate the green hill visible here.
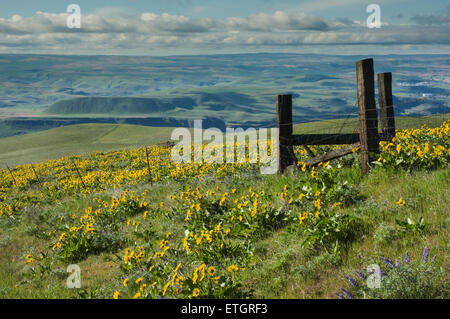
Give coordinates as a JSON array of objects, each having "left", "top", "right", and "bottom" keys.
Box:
[{"left": 0, "top": 124, "right": 178, "bottom": 166}]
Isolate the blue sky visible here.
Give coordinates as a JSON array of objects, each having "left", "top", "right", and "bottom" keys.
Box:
[
  {"left": 0, "top": 0, "right": 449, "bottom": 55},
  {"left": 0, "top": 0, "right": 447, "bottom": 20}
]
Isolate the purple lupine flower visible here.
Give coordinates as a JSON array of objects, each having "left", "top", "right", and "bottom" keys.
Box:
[
  {"left": 345, "top": 276, "right": 359, "bottom": 288},
  {"left": 395, "top": 260, "right": 402, "bottom": 267},
  {"left": 431, "top": 255, "right": 436, "bottom": 263},
  {"left": 404, "top": 252, "right": 410, "bottom": 264},
  {"left": 381, "top": 256, "right": 395, "bottom": 269},
  {"left": 422, "top": 246, "right": 429, "bottom": 263},
  {"left": 336, "top": 292, "right": 346, "bottom": 299},
  {"left": 355, "top": 270, "right": 367, "bottom": 280},
  {"left": 341, "top": 289, "right": 353, "bottom": 299}
]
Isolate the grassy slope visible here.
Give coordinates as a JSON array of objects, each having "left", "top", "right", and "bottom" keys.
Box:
[
  {"left": 1, "top": 166, "right": 447, "bottom": 298},
  {"left": 0, "top": 124, "right": 177, "bottom": 166},
  {"left": 1, "top": 113, "right": 448, "bottom": 167},
  {"left": 293, "top": 113, "right": 450, "bottom": 134},
  {"left": 243, "top": 168, "right": 449, "bottom": 298},
  {"left": 0, "top": 117, "right": 448, "bottom": 298}
]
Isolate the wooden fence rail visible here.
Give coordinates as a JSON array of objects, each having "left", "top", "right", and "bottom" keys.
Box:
[{"left": 277, "top": 58, "right": 395, "bottom": 175}]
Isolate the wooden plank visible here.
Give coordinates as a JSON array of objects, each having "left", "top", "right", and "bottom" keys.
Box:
[
  {"left": 303, "top": 145, "right": 316, "bottom": 157},
  {"left": 377, "top": 72, "right": 395, "bottom": 140},
  {"left": 290, "top": 133, "right": 360, "bottom": 145},
  {"left": 356, "top": 58, "right": 379, "bottom": 174},
  {"left": 276, "top": 95, "right": 297, "bottom": 173},
  {"left": 303, "top": 142, "right": 360, "bottom": 167}
]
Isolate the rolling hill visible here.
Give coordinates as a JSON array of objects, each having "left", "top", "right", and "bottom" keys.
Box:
[
  {"left": 0, "top": 124, "right": 179, "bottom": 166},
  {"left": 0, "top": 114, "right": 448, "bottom": 167}
]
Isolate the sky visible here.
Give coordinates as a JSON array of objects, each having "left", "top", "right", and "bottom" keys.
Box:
[{"left": 0, "top": 0, "right": 449, "bottom": 55}]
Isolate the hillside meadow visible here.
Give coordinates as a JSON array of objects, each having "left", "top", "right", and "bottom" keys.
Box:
[
  {"left": 0, "top": 119, "right": 448, "bottom": 299},
  {"left": 0, "top": 113, "right": 448, "bottom": 166}
]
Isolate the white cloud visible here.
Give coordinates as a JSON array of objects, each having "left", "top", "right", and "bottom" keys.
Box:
[
  {"left": 224, "top": 11, "right": 329, "bottom": 31},
  {"left": 0, "top": 9, "right": 448, "bottom": 54}
]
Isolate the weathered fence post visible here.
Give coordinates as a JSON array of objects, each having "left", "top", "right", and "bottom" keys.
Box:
[
  {"left": 356, "top": 58, "right": 379, "bottom": 174},
  {"left": 71, "top": 157, "right": 86, "bottom": 190},
  {"left": 144, "top": 146, "right": 153, "bottom": 186},
  {"left": 276, "top": 94, "right": 296, "bottom": 174},
  {"left": 30, "top": 163, "right": 43, "bottom": 191},
  {"left": 377, "top": 72, "right": 395, "bottom": 140}
]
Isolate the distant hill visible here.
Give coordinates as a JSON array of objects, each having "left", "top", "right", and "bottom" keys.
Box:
[
  {"left": 45, "top": 97, "right": 197, "bottom": 114},
  {"left": 0, "top": 116, "right": 226, "bottom": 138}
]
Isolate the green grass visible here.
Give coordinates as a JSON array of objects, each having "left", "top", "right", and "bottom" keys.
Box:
[
  {"left": 240, "top": 168, "right": 449, "bottom": 298},
  {"left": 1, "top": 165, "right": 447, "bottom": 298},
  {"left": 293, "top": 113, "right": 450, "bottom": 134},
  {"left": 0, "top": 115, "right": 448, "bottom": 298},
  {"left": 0, "top": 124, "right": 178, "bottom": 166}
]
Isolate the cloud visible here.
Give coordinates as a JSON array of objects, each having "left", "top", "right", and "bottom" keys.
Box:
[
  {"left": 0, "top": 10, "right": 328, "bottom": 35},
  {"left": 224, "top": 11, "right": 329, "bottom": 31},
  {"left": 140, "top": 13, "right": 214, "bottom": 33},
  {"left": 410, "top": 7, "right": 450, "bottom": 25},
  {"left": 0, "top": 8, "right": 448, "bottom": 55}
]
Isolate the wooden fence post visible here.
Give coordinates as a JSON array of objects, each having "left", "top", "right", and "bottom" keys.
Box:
[
  {"left": 71, "top": 157, "right": 86, "bottom": 190},
  {"left": 356, "top": 58, "right": 379, "bottom": 174},
  {"left": 6, "top": 164, "right": 17, "bottom": 187},
  {"left": 144, "top": 146, "right": 153, "bottom": 186},
  {"left": 377, "top": 72, "right": 395, "bottom": 140},
  {"left": 276, "top": 94, "right": 296, "bottom": 174},
  {"left": 30, "top": 163, "right": 43, "bottom": 191}
]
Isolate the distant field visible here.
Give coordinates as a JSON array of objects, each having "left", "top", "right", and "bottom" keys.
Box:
[
  {"left": 0, "top": 114, "right": 448, "bottom": 167},
  {"left": 0, "top": 124, "right": 178, "bottom": 166},
  {"left": 1, "top": 54, "right": 448, "bottom": 133}
]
